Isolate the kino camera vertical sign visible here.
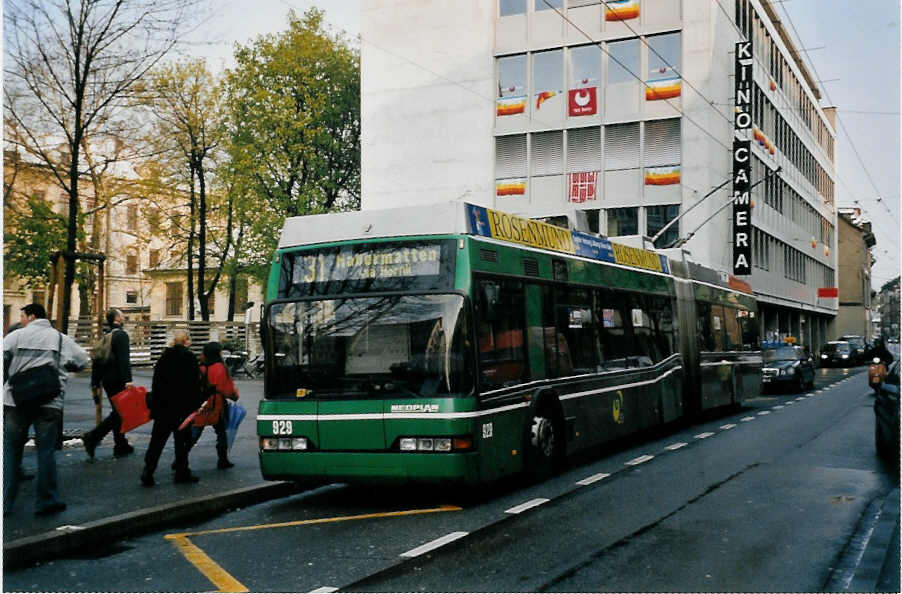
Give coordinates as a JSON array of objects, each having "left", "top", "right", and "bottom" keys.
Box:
[{"left": 733, "top": 40, "right": 753, "bottom": 275}]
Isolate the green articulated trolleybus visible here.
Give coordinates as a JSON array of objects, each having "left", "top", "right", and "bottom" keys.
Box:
[{"left": 257, "top": 201, "right": 761, "bottom": 485}]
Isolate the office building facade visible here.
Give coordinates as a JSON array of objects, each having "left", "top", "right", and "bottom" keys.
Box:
[{"left": 361, "top": 0, "right": 838, "bottom": 347}]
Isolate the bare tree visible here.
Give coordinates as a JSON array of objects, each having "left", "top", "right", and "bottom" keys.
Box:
[
  {"left": 138, "top": 59, "right": 228, "bottom": 321},
  {"left": 4, "top": 0, "right": 204, "bottom": 332}
]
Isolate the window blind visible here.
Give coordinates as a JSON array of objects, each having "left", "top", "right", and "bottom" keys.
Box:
[
  {"left": 643, "top": 118, "right": 681, "bottom": 166},
  {"left": 495, "top": 134, "right": 527, "bottom": 178},
  {"left": 604, "top": 122, "right": 640, "bottom": 170},
  {"left": 567, "top": 127, "right": 601, "bottom": 172},
  {"left": 531, "top": 131, "right": 564, "bottom": 176}
]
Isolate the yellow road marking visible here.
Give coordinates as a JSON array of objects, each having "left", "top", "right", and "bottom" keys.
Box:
[
  {"left": 165, "top": 505, "right": 462, "bottom": 591},
  {"left": 172, "top": 505, "right": 462, "bottom": 538},
  {"left": 165, "top": 534, "right": 249, "bottom": 593}
]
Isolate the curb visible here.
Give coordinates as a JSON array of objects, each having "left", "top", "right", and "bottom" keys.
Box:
[{"left": 3, "top": 481, "right": 301, "bottom": 570}]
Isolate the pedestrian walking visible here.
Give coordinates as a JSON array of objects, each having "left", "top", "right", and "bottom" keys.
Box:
[
  {"left": 82, "top": 309, "right": 135, "bottom": 458},
  {"left": 141, "top": 330, "right": 203, "bottom": 486},
  {"left": 188, "top": 342, "right": 239, "bottom": 469},
  {"left": 3, "top": 304, "right": 89, "bottom": 516}
]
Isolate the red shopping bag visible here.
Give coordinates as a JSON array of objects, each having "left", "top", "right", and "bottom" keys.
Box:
[{"left": 111, "top": 385, "right": 151, "bottom": 433}]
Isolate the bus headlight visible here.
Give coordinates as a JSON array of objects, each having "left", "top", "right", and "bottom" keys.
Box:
[
  {"left": 398, "top": 436, "right": 472, "bottom": 452},
  {"left": 260, "top": 436, "right": 309, "bottom": 451}
]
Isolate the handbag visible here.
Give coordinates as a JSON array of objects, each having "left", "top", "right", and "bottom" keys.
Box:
[
  {"left": 9, "top": 333, "right": 62, "bottom": 410},
  {"left": 110, "top": 385, "right": 152, "bottom": 433}
]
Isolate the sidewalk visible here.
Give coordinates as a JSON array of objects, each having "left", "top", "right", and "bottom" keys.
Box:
[{"left": 3, "top": 372, "right": 299, "bottom": 570}]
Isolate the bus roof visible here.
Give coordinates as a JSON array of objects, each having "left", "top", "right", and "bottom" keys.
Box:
[
  {"left": 279, "top": 201, "right": 671, "bottom": 275},
  {"left": 279, "top": 202, "right": 470, "bottom": 249}
]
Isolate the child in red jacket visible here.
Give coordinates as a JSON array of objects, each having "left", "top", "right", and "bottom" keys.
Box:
[{"left": 189, "top": 342, "right": 239, "bottom": 469}]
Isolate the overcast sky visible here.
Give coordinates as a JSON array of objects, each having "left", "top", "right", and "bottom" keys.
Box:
[{"left": 185, "top": 0, "right": 900, "bottom": 290}]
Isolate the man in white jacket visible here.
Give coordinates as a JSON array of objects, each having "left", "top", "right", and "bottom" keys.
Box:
[{"left": 3, "top": 304, "right": 89, "bottom": 516}]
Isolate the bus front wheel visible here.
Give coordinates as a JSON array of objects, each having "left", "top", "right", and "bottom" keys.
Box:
[{"left": 526, "top": 406, "right": 564, "bottom": 476}]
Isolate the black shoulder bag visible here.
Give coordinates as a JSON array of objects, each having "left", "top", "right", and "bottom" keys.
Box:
[{"left": 9, "top": 332, "right": 63, "bottom": 411}]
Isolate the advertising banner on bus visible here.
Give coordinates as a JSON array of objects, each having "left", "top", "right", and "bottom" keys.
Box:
[{"left": 466, "top": 204, "right": 669, "bottom": 274}]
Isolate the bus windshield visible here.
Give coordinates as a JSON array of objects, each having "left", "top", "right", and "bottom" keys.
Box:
[{"left": 266, "top": 294, "right": 474, "bottom": 399}]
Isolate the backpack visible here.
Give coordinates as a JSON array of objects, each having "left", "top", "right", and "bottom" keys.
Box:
[{"left": 91, "top": 331, "right": 114, "bottom": 364}]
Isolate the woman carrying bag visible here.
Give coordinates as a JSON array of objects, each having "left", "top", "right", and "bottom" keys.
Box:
[{"left": 188, "top": 342, "right": 239, "bottom": 469}]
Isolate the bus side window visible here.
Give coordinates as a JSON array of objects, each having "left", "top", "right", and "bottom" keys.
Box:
[
  {"left": 596, "top": 289, "right": 638, "bottom": 370},
  {"left": 546, "top": 286, "right": 595, "bottom": 377},
  {"left": 723, "top": 306, "right": 743, "bottom": 351},
  {"left": 476, "top": 279, "right": 528, "bottom": 390}
]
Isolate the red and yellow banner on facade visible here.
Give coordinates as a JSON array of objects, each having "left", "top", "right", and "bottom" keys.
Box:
[
  {"left": 496, "top": 178, "right": 526, "bottom": 196},
  {"left": 605, "top": 0, "right": 639, "bottom": 21},
  {"left": 496, "top": 96, "right": 526, "bottom": 116},
  {"left": 644, "top": 166, "right": 681, "bottom": 186},
  {"left": 645, "top": 78, "right": 681, "bottom": 101}
]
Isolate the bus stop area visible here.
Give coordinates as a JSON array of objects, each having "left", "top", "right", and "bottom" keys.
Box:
[{"left": 3, "top": 369, "right": 298, "bottom": 570}]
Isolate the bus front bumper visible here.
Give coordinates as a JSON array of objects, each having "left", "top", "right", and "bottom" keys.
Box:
[{"left": 259, "top": 450, "right": 482, "bottom": 485}]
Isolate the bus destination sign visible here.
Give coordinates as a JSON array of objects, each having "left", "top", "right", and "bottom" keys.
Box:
[
  {"left": 293, "top": 245, "right": 441, "bottom": 284},
  {"left": 467, "top": 204, "right": 669, "bottom": 274}
]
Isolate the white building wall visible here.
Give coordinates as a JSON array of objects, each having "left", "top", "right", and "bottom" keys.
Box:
[
  {"left": 360, "top": 0, "right": 838, "bottom": 318},
  {"left": 361, "top": 0, "right": 497, "bottom": 210}
]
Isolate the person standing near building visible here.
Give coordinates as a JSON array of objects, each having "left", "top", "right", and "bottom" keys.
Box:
[
  {"left": 141, "top": 329, "right": 203, "bottom": 486},
  {"left": 82, "top": 309, "right": 135, "bottom": 458},
  {"left": 3, "top": 304, "right": 90, "bottom": 516}
]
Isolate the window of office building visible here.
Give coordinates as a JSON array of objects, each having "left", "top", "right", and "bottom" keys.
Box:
[
  {"left": 643, "top": 118, "right": 681, "bottom": 166},
  {"left": 647, "top": 32, "right": 680, "bottom": 81},
  {"left": 604, "top": 122, "right": 639, "bottom": 170},
  {"left": 126, "top": 290, "right": 138, "bottom": 304},
  {"left": 607, "top": 207, "right": 639, "bottom": 236},
  {"left": 496, "top": 134, "right": 527, "bottom": 178},
  {"left": 567, "top": 127, "right": 601, "bottom": 172},
  {"left": 607, "top": 38, "right": 640, "bottom": 85},
  {"left": 569, "top": 44, "right": 600, "bottom": 88},
  {"left": 647, "top": 204, "right": 680, "bottom": 248},
  {"left": 531, "top": 131, "right": 563, "bottom": 176},
  {"left": 497, "top": 54, "right": 526, "bottom": 98},
  {"left": 500, "top": 0, "right": 525, "bottom": 16},
  {"left": 534, "top": 0, "right": 562, "bottom": 9},
  {"left": 533, "top": 49, "right": 562, "bottom": 95}
]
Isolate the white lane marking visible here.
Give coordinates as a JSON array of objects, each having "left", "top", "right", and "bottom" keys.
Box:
[
  {"left": 785, "top": 401, "right": 794, "bottom": 405},
  {"left": 625, "top": 455, "right": 654, "bottom": 466},
  {"left": 665, "top": 442, "right": 688, "bottom": 451},
  {"left": 795, "top": 397, "right": 806, "bottom": 401},
  {"left": 741, "top": 416, "right": 756, "bottom": 422},
  {"left": 695, "top": 432, "right": 715, "bottom": 439},
  {"left": 577, "top": 473, "right": 610, "bottom": 486},
  {"left": 758, "top": 411, "right": 771, "bottom": 416},
  {"left": 720, "top": 424, "right": 737, "bottom": 430},
  {"left": 309, "top": 588, "right": 339, "bottom": 593},
  {"left": 400, "top": 531, "right": 469, "bottom": 558},
  {"left": 505, "top": 498, "right": 550, "bottom": 514},
  {"left": 772, "top": 405, "right": 784, "bottom": 410}
]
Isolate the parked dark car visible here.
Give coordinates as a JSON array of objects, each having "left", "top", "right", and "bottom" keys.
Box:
[
  {"left": 839, "top": 334, "right": 867, "bottom": 364},
  {"left": 874, "top": 360, "right": 899, "bottom": 462},
  {"left": 820, "top": 341, "right": 853, "bottom": 367},
  {"left": 761, "top": 345, "right": 815, "bottom": 392}
]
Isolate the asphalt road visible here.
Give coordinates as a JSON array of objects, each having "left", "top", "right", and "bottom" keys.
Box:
[{"left": 4, "top": 364, "right": 898, "bottom": 592}]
